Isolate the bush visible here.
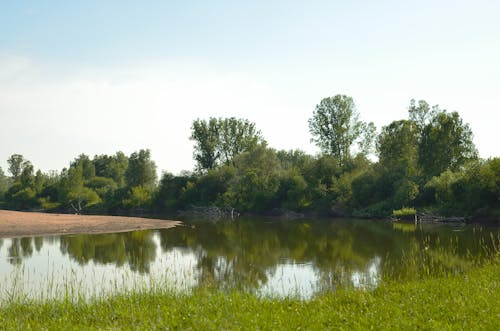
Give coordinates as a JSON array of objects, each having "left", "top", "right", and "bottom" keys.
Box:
[{"left": 392, "top": 207, "right": 416, "bottom": 218}]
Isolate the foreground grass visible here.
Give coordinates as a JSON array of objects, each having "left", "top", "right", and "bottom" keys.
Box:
[{"left": 1, "top": 263, "right": 499, "bottom": 330}]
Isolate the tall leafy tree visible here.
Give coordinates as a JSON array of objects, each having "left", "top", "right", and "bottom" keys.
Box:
[
  {"left": 308, "top": 95, "right": 371, "bottom": 166},
  {"left": 218, "top": 117, "right": 263, "bottom": 166},
  {"left": 418, "top": 109, "right": 477, "bottom": 178},
  {"left": 408, "top": 99, "right": 432, "bottom": 131},
  {"left": 71, "top": 154, "right": 96, "bottom": 181},
  {"left": 0, "top": 167, "right": 9, "bottom": 199},
  {"left": 223, "top": 145, "right": 281, "bottom": 211},
  {"left": 19, "top": 161, "right": 35, "bottom": 188},
  {"left": 93, "top": 152, "right": 129, "bottom": 188},
  {"left": 190, "top": 118, "right": 220, "bottom": 171},
  {"left": 377, "top": 120, "right": 420, "bottom": 178},
  {"left": 125, "top": 149, "right": 157, "bottom": 190},
  {"left": 190, "top": 117, "right": 264, "bottom": 172},
  {"left": 59, "top": 163, "right": 100, "bottom": 213},
  {"left": 7, "top": 154, "right": 26, "bottom": 179}
]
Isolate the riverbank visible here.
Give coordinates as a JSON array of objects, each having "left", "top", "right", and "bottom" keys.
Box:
[
  {"left": 0, "top": 260, "right": 498, "bottom": 329},
  {"left": 0, "top": 210, "right": 181, "bottom": 238}
]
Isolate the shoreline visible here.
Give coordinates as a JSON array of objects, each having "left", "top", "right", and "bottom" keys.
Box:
[{"left": 0, "top": 210, "right": 181, "bottom": 238}]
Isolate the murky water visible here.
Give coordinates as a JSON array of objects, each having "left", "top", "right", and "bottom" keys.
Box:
[{"left": 0, "top": 218, "right": 498, "bottom": 300}]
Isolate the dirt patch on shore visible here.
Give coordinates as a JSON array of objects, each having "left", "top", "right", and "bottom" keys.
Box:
[{"left": 0, "top": 210, "right": 181, "bottom": 238}]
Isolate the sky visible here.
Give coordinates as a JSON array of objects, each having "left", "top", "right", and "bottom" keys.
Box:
[{"left": 1, "top": 0, "right": 499, "bottom": 175}]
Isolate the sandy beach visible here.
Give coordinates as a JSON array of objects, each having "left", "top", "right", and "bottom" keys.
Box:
[{"left": 0, "top": 210, "right": 181, "bottom": 238}]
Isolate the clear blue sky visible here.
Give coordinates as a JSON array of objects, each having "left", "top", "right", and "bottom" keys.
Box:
[{"left": 1, "top": 0, "right": 499, "bottom": 174}]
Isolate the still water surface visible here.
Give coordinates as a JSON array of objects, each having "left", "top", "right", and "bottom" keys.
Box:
[{"left": 0, "top": 218, "right": 498, "bottom": 300}]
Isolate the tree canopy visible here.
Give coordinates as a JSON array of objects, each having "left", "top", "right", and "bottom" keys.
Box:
[
  {"left": 308, "top": 95, "right": 375, "bottom": 166},
  {"left": 190, "top": 117, "right": 264, "bottom": 172},
  {"left": 0, "top": 96, "right": 496, "bottom": 219}
]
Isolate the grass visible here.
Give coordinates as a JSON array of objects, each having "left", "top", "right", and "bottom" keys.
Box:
[{"left": 0, "top": 261, "right": 498, "bottom": 330}]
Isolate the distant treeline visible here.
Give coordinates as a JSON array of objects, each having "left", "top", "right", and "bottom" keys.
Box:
[{"left": 0, "top": 95, "right": 498, "bottom": 218}]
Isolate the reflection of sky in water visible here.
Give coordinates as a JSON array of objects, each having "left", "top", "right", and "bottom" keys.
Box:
[
  {"left": 0, "top": 235, "right": 200, "bottom": 301},
  {"left": 0, "top": 233, "right": 382, "bottom": 301},
  {"left": 351, "top": 257, "right": 381, "bottom": 289},
  {"left": 259, "top": 257, "right": 381, "bottom": 299},
  {"left": 259, "top": 262, "right": 318, "bottom": 299}
]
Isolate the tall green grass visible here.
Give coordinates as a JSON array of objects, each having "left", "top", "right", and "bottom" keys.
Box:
[{"left": 0, "top": 261, "right": 498, "bottom": 330}]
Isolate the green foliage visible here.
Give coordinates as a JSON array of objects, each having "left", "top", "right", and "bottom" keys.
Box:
[
  {"left": 308, "top": 95, "right": 363, "bottom": 165},
  {"left": 0, "top": 98, "right": 496, "bottom": 218},
  {"left": 182, "top": 166, "right": 236, "bottom": 208},
  {"left": 423, "top": 159, "right": 500, "bottom": 215},
  {"left": 276, "top": 149, "right": 312, "bottom": 170},
  {"left": 7, "top": 154, "right": 25, "bottom": 179},
  {"left": 93, "top": 152, "right": 128, "bottom": 188},
  {"left": 418, "top": 109, "right": 478, "bottom": 178},
  {"left": 277, "top": 168, "right": 309, "bottom": 210},
  {"left": 222, "top": 145, "right": 281, "bottom": 212},
  {"left": 38, "top": 197, "right": 60, "bottom": 210},
  {"left": 125, "top": 149, "right": 157, "bottom": 190},
  {"left": 59, "top": 163, "right": 100, "bottom": 213},
  {"left": 0, "top": 167, "right": 10, "bottom": 200},
  {"left": 393, "top": 178, "right": 419, "bottom": 208},
  {"left": 377, "top": 120, "right": 419, "bottom": 178},
  {"left": 154, "top": 172, "right": 193, "bottom": 212},
  {"left": 190, "top": 117, "right": 220, "bottom": 171},
  {"left": 71, "top": 154, "right": 96, "bottom": 181},
  {"left": 392, "top": 207, "right": 416, "bottom": 217},
  {"left": 408, "top": 98, "right": 432, "bottom": 130},
  {"left": 87, "top": 176, "right": 118, "bottom": 199},
  {"left": 4, "top": 184, "right": 38, "bottom": 210},
  {"left": 122, "top": 186, "right": 152, "bottom": 209},
  {"left": 190, "top": 117, "right": 264, "bottom": 172}
]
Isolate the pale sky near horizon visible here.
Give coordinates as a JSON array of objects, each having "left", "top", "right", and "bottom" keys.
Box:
[{"left": 1, "top": 0, "right": 499, "bottom": 175}]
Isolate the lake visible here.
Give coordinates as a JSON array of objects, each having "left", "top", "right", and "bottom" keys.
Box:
[{"left": 1, "top": 218, "right": 498, "bottom": 300}]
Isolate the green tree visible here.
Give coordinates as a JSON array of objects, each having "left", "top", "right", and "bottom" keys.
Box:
[
  {"left": 308, "top": 95, "right": 365, "bottom": 166},
  {"left": 125, "top": 149, "right": 157, "bottom": 190},
  {"left": 93, "top": 152, "right": 128, "bottom": 188},
  {"left": 71, "top": 154, "right": 96, "bottom": 181},
  {"left": 190, "top": 118, "right": 220, "bottom": 171},
  {"left": 60, "top": 163, "right": 100, "bottom": 214},
  {"left": 7, "top": 154, "right": 25, "bottom": 179},
  {"left": 0, "top": 167, "right": 10, "bottom": 200},
  {"left": 3, "top": 157, "right": 40, "bottom": 210},
  {"left": 19, "top": 161, "right": 35, "bottom": 188},
  {"left": 190, "top": 117, "right": 264, "bottom": 172},
  {"left": 122, "top": 185, "right": 152, "bottom": 208},
  {"left": 217, "top": 117, "right": 263, "bottom": 166},
  {"left": 276, "top": 149, "right": 312, "bottom": 171},
  {"left": 418, "top": 109, "right": 477, "bottom": 178},
  {"left": 377, "top": 120, "right": 419, "bottom": 178},
  {"left": 357, "top": 121, "right": 377, "bottom": 157},
  {"left": 154, "top": 172, "right": 193, "bottom": 212},
  {"left": 223, "top": 145, "right": 281, "bottom": 211},
  {"left": 408, "top": 99, "right": 432, "bottom": 131}
]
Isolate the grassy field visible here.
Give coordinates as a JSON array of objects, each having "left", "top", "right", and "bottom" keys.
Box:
[{"left": 0, "top": 261, "right": 499, "bottom": 330}]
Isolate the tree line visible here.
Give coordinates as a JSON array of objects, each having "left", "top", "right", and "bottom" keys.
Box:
[{"left": 0, "top": 95, "right": 498, "bottom": 218}]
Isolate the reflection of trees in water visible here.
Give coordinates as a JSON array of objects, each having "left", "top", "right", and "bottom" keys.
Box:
[
  {"left": 34, "top": 237, "right": 43, "bottom": 252},
  {"left": 59, "top": 231, "right": 157, "bottom": 273},
  {"left": 0, "top": 238, "right": 3, "bottom": 250},
  {"left": 159, "top": 219, "right": 499, "bottom": 291},
  {"left": 7, "top": 237, "right": 34, "bottom": 265},
  {"left": 159, "top": 219, "right": 405, "bottom": 291},
  {"left": 124, "top": 231, "right": 157, "bottom": 273}
]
